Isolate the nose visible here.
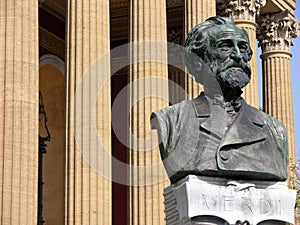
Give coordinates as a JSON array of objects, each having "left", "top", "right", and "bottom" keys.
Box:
[{"left": 230, "top": 46, "right": 242, "bottom": 61}]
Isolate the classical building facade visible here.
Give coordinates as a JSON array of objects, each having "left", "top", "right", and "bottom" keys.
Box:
[{"left": 0, "top": 0, "right": 299, "bottom": 224}]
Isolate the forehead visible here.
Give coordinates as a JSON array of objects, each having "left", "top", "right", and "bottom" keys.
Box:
[{"left": 208, "top": 26, "right": 249, "bottom": 43}]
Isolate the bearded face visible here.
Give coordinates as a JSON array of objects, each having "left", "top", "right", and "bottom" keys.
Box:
[{"left": 204, "top": 26, "right": 252, "bottom": 90}]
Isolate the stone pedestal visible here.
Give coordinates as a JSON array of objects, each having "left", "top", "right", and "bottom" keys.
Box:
[{"left": 164, "top": 175, "right": 296, "bottom": 225}]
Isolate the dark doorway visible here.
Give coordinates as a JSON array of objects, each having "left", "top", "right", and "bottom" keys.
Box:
[{"left": 111, "top": 69, "right": 129, "bottom": 225}]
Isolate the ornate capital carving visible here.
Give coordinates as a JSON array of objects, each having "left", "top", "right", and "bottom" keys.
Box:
[
  {"left": 168, "top": 28, "right": 184, "bottom": 65},
  {"left": 257, "top": 11, "right": 299, "bottom": 52},
  {"left": 217, "top": 0, "right": 266, "bottom": 21},
  {"left": 168, "top": 29, "right": 183, "bottom": 45}
]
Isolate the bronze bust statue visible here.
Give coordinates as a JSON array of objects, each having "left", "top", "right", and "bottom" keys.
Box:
[{"left": 151, "top": 17, "right": 288, "bottom": 184}]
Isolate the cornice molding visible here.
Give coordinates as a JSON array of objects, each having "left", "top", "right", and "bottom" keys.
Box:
[
  {"left": 39, "top": 26, "right": 65, "bottom": 59},
  {"left": 38, "top": 0, "right": 65, "bottom": 21},
  {"left": 110, "top": 0, "right": 128, "bottom": 9},
  {"left": 167, "top": 0, "right": 183, "bottom": 8}
]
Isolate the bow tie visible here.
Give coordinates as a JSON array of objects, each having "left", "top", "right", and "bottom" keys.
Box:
[{"left": 213, "top": 94, "right": 242, "bottom": 115}]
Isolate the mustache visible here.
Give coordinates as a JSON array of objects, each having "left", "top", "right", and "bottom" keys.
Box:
[{"left": 221, "top": 60, "right": 251, "bottom": 77}]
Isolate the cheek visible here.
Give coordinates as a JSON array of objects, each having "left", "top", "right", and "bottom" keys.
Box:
[
  {"left": 241, "top": 53, "right": 249, "bottom": 62},
  {"left": 215, "top": 52, "right": 231, "bottom": 63}
]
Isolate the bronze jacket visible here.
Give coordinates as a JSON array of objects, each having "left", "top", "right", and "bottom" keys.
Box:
[{"left": 151, "top": 93, "right": 288, "bottom": 183}]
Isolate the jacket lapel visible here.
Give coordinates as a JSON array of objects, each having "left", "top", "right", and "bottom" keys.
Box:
[
  {"left": 192, "top": 93, "right": 227, "bottom": 140},
  {"left": 219, "top": 100, "right": 266, "bottom": 147},
  {"left": 192, "top": 93, "right": 210, "bottom": 117}
]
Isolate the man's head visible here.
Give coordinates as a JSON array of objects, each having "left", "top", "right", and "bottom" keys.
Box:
[{"left": 184, "top": 16, "right": 253, "bottom": 90}]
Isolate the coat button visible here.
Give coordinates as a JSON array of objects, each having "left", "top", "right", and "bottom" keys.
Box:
[{"left": 220, "top": 151, "right": 229, "bottom": 161}]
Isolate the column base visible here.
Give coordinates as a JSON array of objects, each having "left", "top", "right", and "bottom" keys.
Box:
[{"left": 164, "top": 175, "right": 296, "bottom": 225}]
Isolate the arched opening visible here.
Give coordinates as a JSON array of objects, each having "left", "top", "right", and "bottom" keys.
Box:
[{"left": 39, "top": 54, "right": 65, "bottom": 225}]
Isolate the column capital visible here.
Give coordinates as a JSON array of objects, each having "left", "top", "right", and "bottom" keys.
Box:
[
  {"left": 168, "top": 29, "right": 183, "bottom": 45},
  {"left": 216, "top": 0, "right": 266, "bottom": 21},
  {"left": 168, "top": 29, "right": 184, "bottom": 65},
  {"left": 257, "top": 10, "right": 299, "bottom": 52}
]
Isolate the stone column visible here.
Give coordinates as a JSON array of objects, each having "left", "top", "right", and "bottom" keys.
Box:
[
  {"left": 129, "top": 1, "right": 169, "bottom": 224},
  {"left": 65, "top": 0, "right": 111, "bottom": 224},
  {"left": 217, "top": 0, "right": 266, "bottom": 108},
  {"left": 257, "top": 11, "right": 299, "bottom": 182},
  {"left": 184, "top": 0, "right": 216, "bottom": 99},
  {"left": 0, "top": 0, "right": 39, "bottom": 224}
]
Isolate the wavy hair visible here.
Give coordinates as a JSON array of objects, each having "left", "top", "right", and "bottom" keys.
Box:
[{"left": 184, "top": 16, "right": 253, "bottom": 84}]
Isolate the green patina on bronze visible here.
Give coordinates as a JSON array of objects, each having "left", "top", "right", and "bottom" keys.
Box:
[{"left": 151, "top": 16, "right": 288, "bottom": 183}]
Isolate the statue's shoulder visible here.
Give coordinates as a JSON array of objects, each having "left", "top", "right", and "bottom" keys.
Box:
[
  {"left": 150, "top": 100, "right": 195, "bottom": 154},
  {"left": 151, "top": 99, "right": 193, "bottom": 122},
  {"left": 261, "top": 111, "right": 287, "bottom": 140},
  {"left": 245, "top": 103, "right": 286, "bottom": 136},
  {"left": 150, "top": 99, "right": 196, "bottom": 134},
  {"left": 249, "top": 106, "right": 288, "bottom": 155},
  {"left": 242, "top": 102, "right": 288, "bottom": 151}
]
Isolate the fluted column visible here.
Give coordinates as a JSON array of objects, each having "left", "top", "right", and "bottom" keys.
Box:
[
  {"left": 184, "top": 0, "right": 216, "bottom": 99},
  {"left": 217, "top": 0, "right": 266, "bottom": 108},
  {"left": 257, "top": 11, "right": 299, "bottom": 181},
  {"left": 65, "top": 0, "right": 111, "bottom": 224},
  {"left": 129, "top": 1, "right": 169, "bottom": 224},
  {"left": 0, "top": 0, "right": 39, "bottom": 224}
]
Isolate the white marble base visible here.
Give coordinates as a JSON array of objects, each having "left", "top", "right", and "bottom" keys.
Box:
[{"left": 164, "top": 175, "right": 296, "bottom": 225}]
